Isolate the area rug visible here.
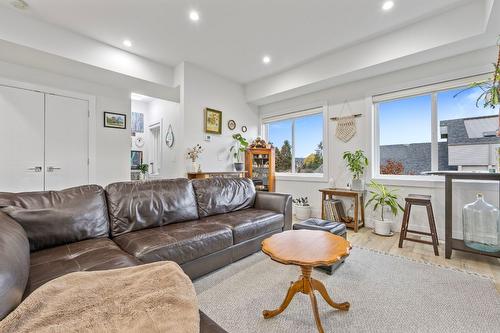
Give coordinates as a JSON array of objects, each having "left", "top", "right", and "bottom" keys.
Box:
[{"left": 194, "top": 247, "right": 500, "bottom": 333}]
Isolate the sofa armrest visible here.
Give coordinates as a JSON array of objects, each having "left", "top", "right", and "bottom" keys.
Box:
[
  {"left": 0, "top": 211, "right": 30, "bottom": 320},
  {"left": 254, "top": 192, "right": 292, "bottom": 230}
]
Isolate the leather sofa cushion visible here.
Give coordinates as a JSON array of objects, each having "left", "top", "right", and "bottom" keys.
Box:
[
  {"left": 26, "top": 238, "right": 141, "bottom": 296},
  {"left": 106, "top": 179, "right": 199, "bottom": 237},
  {"left": 0, "top": 212, "right": 30, "bottom": 321},
  {"left": 201, "top": 209, "right": 284, "bottom": 244},
  {"left": 192, "top": 178, "right": 256, "bottom": 218},
  {"left": 0, "top": 185, "right": 109, "bottom": 252},
  {"left": 113, "top": 220, "right": 233, "bottom": 264}
]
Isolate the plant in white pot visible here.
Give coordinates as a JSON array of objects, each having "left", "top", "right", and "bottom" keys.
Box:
[
  {"left": 342, "top": 150, "right": 368, "bottom": 191},
  {"left": 230, "top": 133, "right": 249, "bottom": 171},
  {"left": 293, "top": 197, "right": 311, "bottom": 220},
  {"left": 366, "top": 180, "right": 404, "bottom": 236}
]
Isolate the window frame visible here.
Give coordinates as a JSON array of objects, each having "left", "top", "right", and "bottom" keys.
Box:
[
  {"left": 262, "top": 103, "right": 328, "bottom": 182},
  {"left": 373, "top": 73, "right": 495, "bottom": 180}
]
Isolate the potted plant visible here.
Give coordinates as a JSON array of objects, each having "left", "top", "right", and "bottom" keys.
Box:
[
  {"left": 138, "top": 163, "right": 149, "bottom": 181},
  {"left": 366, "top": 180, "right": 404, "bottom": 236},
  {"left": 293, "top": 197, "right": 311, "bottom": 220},
  {"left": 342, "top": 150, "right": 369, "bottom": 190},
  {"left": 187, "top": 144, "right": 203, "bottom": 172},
  {"left": 456, "top": 35, "right": 500, "bottom": 135},
  {"left": 230, "top": 133, "right": 249, "bottom": 171}
]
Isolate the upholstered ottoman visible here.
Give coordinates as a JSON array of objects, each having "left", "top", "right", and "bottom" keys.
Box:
[{"left": 293, "top": 218, "right": 348, "bottom": 274}]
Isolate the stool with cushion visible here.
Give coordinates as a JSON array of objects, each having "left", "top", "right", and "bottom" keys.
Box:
[{"left": 293, "top": 218, "right": 348, "bottom": 274}]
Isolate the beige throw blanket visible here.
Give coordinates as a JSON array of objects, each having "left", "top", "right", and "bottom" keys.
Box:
[{"left": 0, "top": 262, "right": 199, "bottom": 333}]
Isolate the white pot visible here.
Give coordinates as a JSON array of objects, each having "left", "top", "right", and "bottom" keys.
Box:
[
  {"left": 373, "top": 218, "right": 393, "bottom": 236},
  {"left": 351, "top": 178, "right": 364, "bottom": 191},
  {"left": 294, "top": 205, "right": 311, "bottom": 220}
]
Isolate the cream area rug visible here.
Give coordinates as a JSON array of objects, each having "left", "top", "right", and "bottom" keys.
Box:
[{"left": 194, "top": 247, "right": 500, "bottom": 333}]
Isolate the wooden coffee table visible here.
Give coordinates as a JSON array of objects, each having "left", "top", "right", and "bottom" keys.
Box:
[{"left": 261, "top": 230, "right": 351, "bottom": 333}]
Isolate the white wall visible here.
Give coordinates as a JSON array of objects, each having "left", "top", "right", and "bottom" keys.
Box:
[
  {"left": 181, "top": 62, "right": 259, "bottom": 172},
  {"left": 0, "top": 52, "right": 178, "bottom": 187},
  {"left": 260, "top": 47, "right": 500, "bottom": 240}
]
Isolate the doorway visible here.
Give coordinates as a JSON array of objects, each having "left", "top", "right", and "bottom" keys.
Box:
[{"left": 130, "top": 93, "right": 180, "bottom": 180}]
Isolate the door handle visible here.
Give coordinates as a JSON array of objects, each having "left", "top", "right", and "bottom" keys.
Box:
[
  {"left": 47, "top": 166, "right": 61, "bottom": 172},
  {"left": 27, "top": 166, "right": 42, "bottom": 172}
]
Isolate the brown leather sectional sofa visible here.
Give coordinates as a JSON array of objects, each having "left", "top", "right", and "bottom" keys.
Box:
[{"left": 0, "top": 177, "right": 292, "bottom": 332}]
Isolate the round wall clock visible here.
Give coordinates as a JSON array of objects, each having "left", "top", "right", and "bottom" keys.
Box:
[
  {"left": 241, "top": 125, "right": 248, "bottom": 133},
  {"left": 228, "top": 119, "right": 236, "bottom": 130},
  {"left": 135, "top": 136, "right": 145, "bottom": 148}
]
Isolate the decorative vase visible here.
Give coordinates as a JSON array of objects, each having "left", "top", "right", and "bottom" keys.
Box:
[
  {"left": 234, "top": 162, "right": 244, "bottom": 171},
  {"left": 191, "top": 161, "right": 199, "bottom": 173},
  {"left": 294, "top": 205, "right": 311, "bottom": 220},
  {"left": 462, "top": 193, "right": 500, "bottom": 253}
]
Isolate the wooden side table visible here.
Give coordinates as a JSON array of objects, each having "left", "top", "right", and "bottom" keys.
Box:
[
  {"left": 262, "top": 230, "right": 351, "bottom": 333},
  {"left": 319, "top": 188, "right": 365, "bottom": 232}
]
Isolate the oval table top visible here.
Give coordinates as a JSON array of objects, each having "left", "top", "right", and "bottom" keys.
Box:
[{"left": 261, "top": 230, "right": 351, "bottom": 267}]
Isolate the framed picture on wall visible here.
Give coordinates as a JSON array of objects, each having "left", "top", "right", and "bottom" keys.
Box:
[
  {"left": 104, "top": 112, "right": 127, "bottom": 129},
  {"left": 131, "top": 150, "right": 143, "bottom": 170},
  {"left": 131, "top": 112, "right": 144, "bottom": 134},
  {"left": 204, "top": 108, "right": 222, "bottom": 134}
]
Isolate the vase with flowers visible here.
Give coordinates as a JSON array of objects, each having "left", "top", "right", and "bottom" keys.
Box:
[{"left": 187, "top": 144, "right": 204, "bottom": 172}]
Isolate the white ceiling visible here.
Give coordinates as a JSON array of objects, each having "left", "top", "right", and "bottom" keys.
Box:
[{"left": 0, "top": 0, "right": 475, "bottom": 84}]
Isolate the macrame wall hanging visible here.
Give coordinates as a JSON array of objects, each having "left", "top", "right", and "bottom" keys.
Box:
[{"left": 331, "top": 100, "right": 362, "bottom": 143}]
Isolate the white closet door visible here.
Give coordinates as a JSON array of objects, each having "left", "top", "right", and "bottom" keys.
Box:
[
  {"left": 45, "top": 94, "right": 89, "bottom": 190},
  {"left": 0, "top": 85, "right": 44, "bottom": 192}
]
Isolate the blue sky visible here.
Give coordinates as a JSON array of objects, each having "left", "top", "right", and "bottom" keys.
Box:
[
  {"left": 379, "top": 86, "right": 498, "bottom": 145},
  {"left": 268, "top": 113, "right": 323, "bottom": 158}
]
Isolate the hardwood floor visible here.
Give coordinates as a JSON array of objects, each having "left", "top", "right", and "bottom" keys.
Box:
[{"left": 347, "top": 228, "right": 500, "bottom": 292}]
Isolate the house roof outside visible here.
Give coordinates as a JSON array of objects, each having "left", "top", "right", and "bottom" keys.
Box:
[{"left": 441, "top": 115, "right": 500, "bottom": 146}]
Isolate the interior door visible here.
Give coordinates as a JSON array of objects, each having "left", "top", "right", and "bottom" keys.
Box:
[
  {"left": 45, "top": 94, "right": 89, "bottom": 190},
  {"left": 0, "top": 85, "right": 45, "bottom": 192}
]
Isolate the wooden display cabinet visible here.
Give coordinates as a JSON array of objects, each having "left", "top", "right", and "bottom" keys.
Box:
[{"left": 245, "top": 148, "right": 275, "bottom": 192}]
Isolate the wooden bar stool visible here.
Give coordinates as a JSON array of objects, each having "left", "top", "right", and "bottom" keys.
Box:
[{"left": 399, "top": 194, "right": 439, "bottom": 256}]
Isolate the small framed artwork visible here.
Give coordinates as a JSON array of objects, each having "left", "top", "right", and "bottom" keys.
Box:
[
  {"left": 227, "top": 119, "right": 236, "bottom": 130},
  {"left": 241, "top": 125, "right": 248, "bottom": 133},
  {"left": 131, "top": 112, "right": 144, "bottom": 134},
  {"left": 104, "top": 112, "right": 127, "bottom": 129},
  {"left": 131, "top": 150, "right": 143, "bottom": 170},
  {"left": 205, "top": 108, "right": 222, "bottom": 134}
]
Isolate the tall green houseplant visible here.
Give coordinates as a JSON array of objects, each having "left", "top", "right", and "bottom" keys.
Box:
[
  {"left": 343, "top": 149, "right": 369, "bottom": 190},
  {"left": 366, "top": 180, "right": 404, "bottom": 236},
  {"left": 366, "top": 180, "right": 404, "bottom": 221},
  {"left": 230, "top": 133, "right": 248, "bottom": 171}
]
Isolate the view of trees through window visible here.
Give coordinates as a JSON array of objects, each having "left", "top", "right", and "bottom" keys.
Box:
[
  {"left": 378, "top": 85, "right": 499, "bottom": 176},
  {"left": 267, "top": 112, "right": 323, "bottom": 174}
]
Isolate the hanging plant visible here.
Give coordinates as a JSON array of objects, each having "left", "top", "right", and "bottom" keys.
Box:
[{"left": 455, "top": 36, "right": 500, "bottom": 134}]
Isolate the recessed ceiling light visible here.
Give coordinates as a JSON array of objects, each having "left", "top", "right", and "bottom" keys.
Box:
[
  {"left": 382, "top": 1, "right": 394, "bottom": 11},
  {"left": 123, "top": 39, "right": 132, "bottom": 47},
  {"left": 189, "top": 10, "right": 200, "bottom": 22},
  {"left": 262, "top": 56, "right": 271, "bottom": 64}
]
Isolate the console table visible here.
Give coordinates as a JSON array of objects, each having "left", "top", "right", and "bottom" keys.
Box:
[
  {"left": 425, "top": 171, "right": 500, "bottom": 259},
  {"left": 319, "top": 188, "right": 365, "bottom": 232},
  {"left": 187, "top": 171, "right": 247, "bottom": 180}
]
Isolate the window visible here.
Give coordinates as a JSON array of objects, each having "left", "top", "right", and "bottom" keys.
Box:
[
  {"left": 378, "top": 95, "right": 432, "bottom": 175},
  {"left": 375, "top": 78, "right": 499, "bottom": 176},
  {"left": 265, "top": 109, "right": 324, "bottom": 176}
]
